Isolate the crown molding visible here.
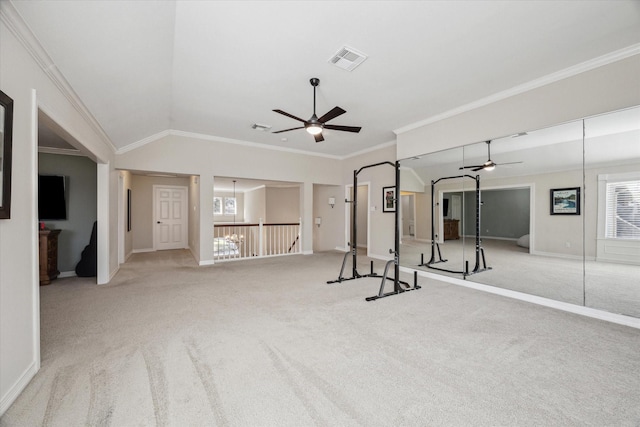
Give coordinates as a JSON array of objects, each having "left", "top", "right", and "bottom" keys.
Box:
[
  {"left": 37, "top": 146, "right": 85, "bottom": 157},
  {"left": 394, "top": 43, "right": 640, "bottom": 135},
  {"left": 342, "top": 140, "right": 397, "bottom": 160},
  {"left": 0, "top": 1, "right": 117, "bottom": 154},
  {"left": 115, "top": 130, "right": 171, "bottom": 154}
]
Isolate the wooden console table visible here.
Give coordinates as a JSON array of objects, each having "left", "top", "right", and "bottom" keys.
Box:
[
  {"left": 39, "top": 229, "right": 61, "bottom": 285},
  {"left": 443, "top": 219, "right": 460, "bottom": 240}
]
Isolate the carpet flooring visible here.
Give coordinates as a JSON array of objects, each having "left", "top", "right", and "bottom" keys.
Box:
[
  {"left": 400, "top": 237, "right": 640, "bottom": 318},
  {"left": 2, "top": 250, "right": 640, "bottom": 426}
]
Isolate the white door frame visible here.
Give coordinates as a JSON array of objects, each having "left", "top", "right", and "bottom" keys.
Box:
[{"left": 152, "top": 185, "right": 189, "bottom": 250}]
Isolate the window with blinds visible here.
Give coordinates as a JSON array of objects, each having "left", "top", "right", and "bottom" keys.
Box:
[{"left": 605, "top": 180, "right": 640, "bottom": 239}]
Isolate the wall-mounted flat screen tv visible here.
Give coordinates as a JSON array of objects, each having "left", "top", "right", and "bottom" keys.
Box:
[{"left": 39, "top": 175, "right": 67, "bottom": 220}]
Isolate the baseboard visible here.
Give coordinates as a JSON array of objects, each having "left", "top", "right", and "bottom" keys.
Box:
[
  {"left": 58, "top": 271, "right": 76, "bottom": 278},
  {"left": 107, "top": 265, "right": 120, "bottom": 283},
  {"left": 132, "top": 248, "right": 155, "bottom": 254},
  {"left": 529, "top": 249, "right": 587, "bottom": 261},
  {"left": 125, "top": 251, "right": 133, "bottom": 261},
  {"left": 302, "top": 250, "right": 313, "bottom": 255},
  {"left": 335, "top": 246, "right": 348, "bottom": 252},
  {"left": 0, "top": 360, "right": 38, "bottom": 416},
  {"left": 402, "top": 266, "right": 640, "bottom": 330},
  {"left": 199, "top": 260, "right": 215, "bottom": 266},
  {"left": 462, "top": 235, "right": 518, "bottom": 241}
]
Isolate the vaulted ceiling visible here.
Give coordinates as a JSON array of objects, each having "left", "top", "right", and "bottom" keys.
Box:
[{"left": 13, "top": 1, "right": 640, "bottom": 158}]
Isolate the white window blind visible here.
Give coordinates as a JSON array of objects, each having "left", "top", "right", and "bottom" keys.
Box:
[{"left": 605, "top": 180, "right": 640, "bottom": 239}]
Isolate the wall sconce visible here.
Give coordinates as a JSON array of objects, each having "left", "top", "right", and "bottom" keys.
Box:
[
  {"left": 315, "top": 217, "right": 322, "bottom": 227},
  {"left": 328, "top": 197, "right": 335, "bottom": 208}
]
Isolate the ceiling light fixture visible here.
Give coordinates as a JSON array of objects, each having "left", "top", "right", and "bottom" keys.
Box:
[{"left": 306, "top": 123, "right": 323, "bottom": 135}]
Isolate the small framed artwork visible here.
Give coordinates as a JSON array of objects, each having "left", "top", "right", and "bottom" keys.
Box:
[
  {"left": 550, "top": 187, "right": 580, "bottom": 215},
  {"left": 383, "top": 186, "right": 396, "bottom": 213}
]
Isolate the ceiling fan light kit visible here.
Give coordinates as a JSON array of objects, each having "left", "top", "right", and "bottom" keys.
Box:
[{"left": 272, "top": 77, "right": 362, "bottom": 143}]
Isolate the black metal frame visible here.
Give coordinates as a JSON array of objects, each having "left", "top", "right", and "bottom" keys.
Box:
[
  {"left": 419, "top": 174, "right": 491, "bottom": 277},
  {"left": 327, "top": 161, "right": 421, "bottom": 301}
]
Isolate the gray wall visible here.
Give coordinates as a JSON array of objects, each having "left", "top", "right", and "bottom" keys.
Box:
[
  {"left": 460, "top": 188, "right": 530, "bottom": 239},
  {"left": 38, "top": 153, "right": 97, "bottom": 273}
]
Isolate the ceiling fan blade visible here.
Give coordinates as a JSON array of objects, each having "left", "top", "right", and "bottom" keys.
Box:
[
  {"left": 471, "top": 166, "right": 485, "bottom": 172},
  {"left": 314, "top": 132, "right": 324, "bottom": 143},
  {"left": 273, "top": 109, "right": 307, "bottom": 123},
  {"left": 318, "top": 106, "right": 346, "bottom": 123},
  {"left": 272, "top": 127, "right": 304, "bottom": 134},
  {"left": 459, "top": 165, "right": 483, "bottom": 170},
  {"left": 495, "top": 161, "right": 524, "bottom": 166},
  {"left": 324, "top": 124, "right": 362, "bottom": 133}
]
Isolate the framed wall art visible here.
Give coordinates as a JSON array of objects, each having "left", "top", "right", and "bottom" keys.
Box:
[
  {"left": 383, "top": 186, "right": 396, "bottom": 213},
  {"left": 550, "top": 187, "right": 580, "bottom": 215},
  {"left": 0, "top": 89, "right": 13, "bottom": 219}
]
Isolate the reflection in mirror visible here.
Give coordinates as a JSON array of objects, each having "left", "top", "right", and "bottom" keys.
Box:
[
  {"left": 401, "top": 119, "right": 587, "bottom": 305},
  {"left": 584, "top": 106, "right": 640, "bottom": 318},
  {"left": 399, "top": 147, "right": 466, "bottom": 278},
  {"left": 401, "top": 107, "right": 640, "bottom": 318}
]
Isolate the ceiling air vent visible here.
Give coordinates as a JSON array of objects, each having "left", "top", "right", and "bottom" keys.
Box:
[
  {"left": 329, "top": 46, "right": 368, "bottom": 71},
  {"left": 252, "top": 123, "right": 272, "bottom": 132}
]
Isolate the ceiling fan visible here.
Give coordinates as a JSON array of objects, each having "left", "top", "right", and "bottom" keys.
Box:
[
  {"left": 459, "top": 140, "right": 523, "bottom": 172},
  {"left": 272, "top": 78, "right": 361, "bottom": 142}
]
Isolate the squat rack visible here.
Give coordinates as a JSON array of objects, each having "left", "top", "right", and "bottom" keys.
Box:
[
  {"left": 328, "top": 160, "right": 420, "bottom": 301},
  {"left": 420, "top": 174, "right": 491, "bottom": 277}
]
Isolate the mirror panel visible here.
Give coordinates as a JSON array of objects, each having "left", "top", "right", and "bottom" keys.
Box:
[
  {"left": 399, "top": 146, "right": 466, "bottom": 278},
  {"left": 400, "top": 107, "right": 640, "bottom": 318},
  {"left": 584, "top": 106, "right": 640, "bottom": 317}
]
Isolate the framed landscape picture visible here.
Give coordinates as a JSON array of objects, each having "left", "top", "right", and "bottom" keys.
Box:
[{"left": 550, "top": 187, "right": 580, "bottom": 215}]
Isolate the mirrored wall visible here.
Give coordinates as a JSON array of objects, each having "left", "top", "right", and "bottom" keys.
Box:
[{"left": 399, "top": 106, "right": 640, "bottom": 318}]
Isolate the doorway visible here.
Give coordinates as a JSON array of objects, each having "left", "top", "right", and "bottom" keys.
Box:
[{"left": 153, "top": 185, "right": 188, "bottom": 250}]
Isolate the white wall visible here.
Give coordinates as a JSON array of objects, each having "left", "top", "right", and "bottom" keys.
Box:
[
  {"left": 312, "top": 184, "right": 343, "bottom": 252},
  {"left": 115, "top": 133, "right": 343, "bottom": 262},
  {"left": 0, "top": 6, "right": 116, "bottom": 415},
  {"left": 266, "top": 187, "right": 300, "bottom": 223},
  {"left": 244, "top": 186, "right": 266, "bottom": 224},
  {"left": 341, "top": 144, "right": 397, "bottom": 260},
  {"left": 188, "top": 176, "right": 200, "bottom": 262},
  {"left": 397, "top": 55, "right": 640, "bottom": 159}
]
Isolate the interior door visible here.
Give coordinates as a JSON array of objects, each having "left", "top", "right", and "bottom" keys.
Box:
[{"left": 154, "top": 186, "right": 188, "bottom": 250}]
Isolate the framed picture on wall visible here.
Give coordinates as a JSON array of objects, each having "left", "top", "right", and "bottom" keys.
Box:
[
  {"left": 550, "top": 187, "right": 580, "bottom": 215},
  {"left": 382, "top": 186, "right": 396, "bottom": 213}
]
